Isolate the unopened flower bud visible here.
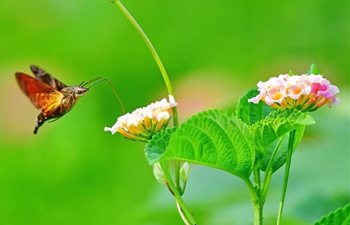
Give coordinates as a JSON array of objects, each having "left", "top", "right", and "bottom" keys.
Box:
[
  {"left": 153, "top": 162, "right": 167, "bottom": 184},
  {"left": 180, "top": 162, "right": 190, "bottom": 183}
]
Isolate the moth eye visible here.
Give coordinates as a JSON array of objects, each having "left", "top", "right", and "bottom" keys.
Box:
[{"left": 76, "top": 90, "right": 82, "bottom": 94}]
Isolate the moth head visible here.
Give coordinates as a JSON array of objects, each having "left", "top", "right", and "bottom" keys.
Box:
[{"left": 74, "top": 86, "right": 89, "bottom": 97}]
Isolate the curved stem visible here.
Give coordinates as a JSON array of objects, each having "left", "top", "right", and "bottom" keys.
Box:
[
  {"left": 161, "top": 162, "right": 197, "bottom": 225},
  {"left": 113, "top": 0, "right": 171, "bottom": 93},
  {"left": 112, "top": 2, "right": 187, "bottom": 222},
  {"left": 243, "top": 178, "right": 262, "bottom": 225},
  {"left": 176, "top": 200, "right": 191, "bottom": 225},
  {"left": 113, "top": 0, "right": 181, "bottom": 191},
  {"left": 276, "top": 129, "right": 296, "bottom": 225},
  {"left": 112, "top": 0, "right": 179, "bottom": 125}
]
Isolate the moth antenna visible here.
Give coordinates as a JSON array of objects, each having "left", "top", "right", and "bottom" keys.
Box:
[
  {"left": 86, "top": 78, "right": 125, "bottom": 115},
  {"left": 81, "top": 76, "right": 103, "bottom": 87}
]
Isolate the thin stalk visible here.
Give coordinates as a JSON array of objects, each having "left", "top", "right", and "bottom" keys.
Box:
[
  {"left": 112, "top": 0, "right": 179, "bottom": 125},
  {"left": 161, "top": 162, "right": 197, "bottom": 225},
  {"left": 261, "top": 135, "right": 285, "bottom": 204},
  {"left": 243, "top": 178, "right": 262, "bottom": 225},
  {"left": 176, "top": 200, "right": 191, "bottom": 225},
  {"left": 112, "top": 1, "right": 171, "bottom": 93},
  {"left": 175, "top": 160, "right": 182, "bottom": 195},
  {"left": 112, "top": 2, "right": 188, "bottom": 222},
  {"left": 113, "top": 0, "right": 181, "bottom": 191},
  {"left": 276, "top": 129, "right": 296, "bottom": 224}
]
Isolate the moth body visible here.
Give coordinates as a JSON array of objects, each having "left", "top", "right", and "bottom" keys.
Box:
[{"left": 15, "top": 65, "right": 91, "bottom": 134}]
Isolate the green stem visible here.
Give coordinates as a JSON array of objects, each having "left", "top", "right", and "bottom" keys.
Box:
[
  {"left": 253, "top": 159, "right": 261, "bottom": 189},
  {"left": 174, "top": 160, "right": 182, "bottom": 194},
  {"left": 244, "top": 178, "right": 262, "bottom": 225},
  {"left": 252, "top": 160, "right": 263, "bottom": 225},
  {"left": 261, "top": 134, "right": 285, "bottom": 204},
  {"left": 112, "top": 1, "right": 187, "bottom": 222},
  {"left": 161, "top": 162, "right": 197, "bottom": 225},
  {"left": 175, "top": 200, "right": 191, "bottom": 225},
  {"left": 112, "top": 0, "right": 179, "bottom": 126},
  {"left": 276, "top": 129, "right": 296, "bottom": 225},
  {"left": 113, "top": 0, "right": 181, "bottom": 190},
  {"left": 113, "top": 1, "right": 171, "bottom": 92}
]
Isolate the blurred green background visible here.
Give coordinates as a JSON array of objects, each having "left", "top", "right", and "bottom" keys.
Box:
[{"left": 0, "top": 0, "right": 349, "bottom": 224}]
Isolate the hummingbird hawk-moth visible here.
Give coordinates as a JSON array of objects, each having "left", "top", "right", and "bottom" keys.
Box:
[{"left": 15, "top": 65, "right": 103, "bottom": 134}]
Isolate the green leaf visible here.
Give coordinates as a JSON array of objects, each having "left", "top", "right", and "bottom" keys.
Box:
[
  {"left": 236, "top": 88, "right": 274, "bottom": 125},
  {"left": 161, "top": 109, "right": 255, "bottom": 178},
  {"left": 251, "top": 109, "right": 315, "bottom": 156},
  {"left": 307, "top": 63, "right": 322, "bottom": 75},
  {"left": 261, "top": 126, "right": 305, "bottom": 173},
  {"left": 145, "top": 127, "right": 177, "bottom": 165},
  {"left": 314, "top": 203, "right": 350, "bottom": 225}
]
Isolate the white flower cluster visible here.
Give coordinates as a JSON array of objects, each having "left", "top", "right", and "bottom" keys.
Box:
[{"left": 104, "top": 95, "right": 177, "bottom": 141}]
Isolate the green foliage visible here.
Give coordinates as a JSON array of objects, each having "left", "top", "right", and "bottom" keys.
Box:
[
  {"left": 0, "top": 0, "right": 346, "bottom": 222},
  {"left": 236, "top": 88, "right": 273, "bottom": 126},
  {"left": 250, "top": 109, "right": 315, "bottom": 167},
  {"left": 235, "top": 90, "right": 314, "bottom": 172},
  {"left": 145, "top": 127, "right": 177, "bottom": 164},
  {"left": 314, "top": 204, "right": 350, "bottom": 225},
  {"left": 250, "top": 109, "right": 314, "bottom": 154},
  {"left": 146, "top": 97, "right": 315, "bottom": 179},
  {"left": 260, "top": 126, "right": 305, "bottom": 172},
  {"left": 147, "top": 109, "right": 255, "bottom": 178},
  {"left": 307, "top": 64, "right": 323, "bottom": 75}
]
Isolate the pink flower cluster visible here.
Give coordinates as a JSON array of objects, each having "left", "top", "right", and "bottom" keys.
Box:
[
  {"left": 248, "top": 74, "right": 340, "bottom": 111},
  {"left": 104, "top": 95, "right": 177, "bottom": 141}
]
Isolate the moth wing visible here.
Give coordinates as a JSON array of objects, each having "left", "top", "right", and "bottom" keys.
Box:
[
  {"left": 15, "top": 72, "right": 63, "bottom": 115},
  {"left": 30, "top": 65, "right": 67, "bottom": 91}
]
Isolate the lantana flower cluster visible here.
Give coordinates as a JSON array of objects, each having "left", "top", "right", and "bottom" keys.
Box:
[
  {"left": 248, "top": 74, "right": 340, "bottom": 111},
  {"left": 104, "top": 95, "right": 177, "bottom": 142}
]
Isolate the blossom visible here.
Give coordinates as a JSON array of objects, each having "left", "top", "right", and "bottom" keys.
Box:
[
  {"left": 248, "top": 74, "right": 340, "bottom": 112},
  {"left": 104, "top": 95, "right": 177, "bottom": 141}
]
